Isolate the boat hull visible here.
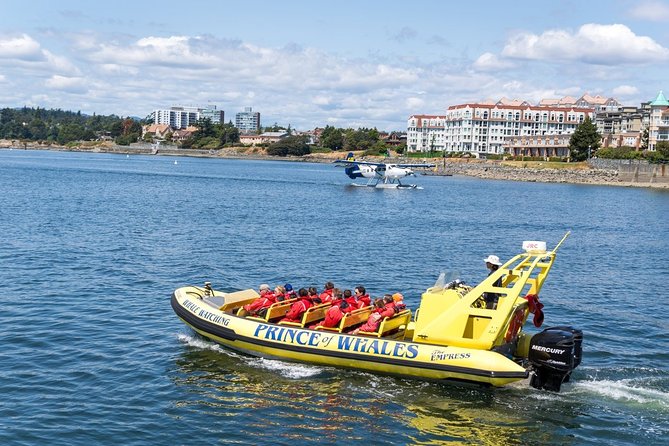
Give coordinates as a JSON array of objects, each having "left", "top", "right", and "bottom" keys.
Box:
[{"left": 171, "top": 287, "right": 528, "bottom": 387}]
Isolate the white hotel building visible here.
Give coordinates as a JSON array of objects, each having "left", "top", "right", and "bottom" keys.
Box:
[{"left": 408, "top": 98, "right": 595, "bottom": 158}]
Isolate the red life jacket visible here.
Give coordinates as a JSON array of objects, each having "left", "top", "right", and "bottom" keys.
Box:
[
  {"left": 319, "top": 289, "right": 334, "bottom": 303},
  {"left": 244, "top": 292, "right": 276, "bottom": 313},
  {"left": 358, "top": 311, "right": 383, "bottom": 332},
  {"left": 383, "top": 302, "right": 397, "bottom": 316},
  {"left": 282, "top": 297, "right": 313, "bottom": 322},
  {"left": 344, "top": 296, "right": 358, "bottom": 312},
  {"left": 356, "top": 294, "right": 371, "bottom": 309},
  {"left": 322, "top": 305, "right": 344, "bottom": 327}
]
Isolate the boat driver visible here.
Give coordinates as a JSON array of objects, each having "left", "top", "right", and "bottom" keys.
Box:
[{"left": 483, "top": 255, "right": 503, "bottom": 309}]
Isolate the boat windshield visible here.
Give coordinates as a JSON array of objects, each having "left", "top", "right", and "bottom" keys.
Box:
[{"left": 432, "top": 271, "right": 463, "bottom": 291}]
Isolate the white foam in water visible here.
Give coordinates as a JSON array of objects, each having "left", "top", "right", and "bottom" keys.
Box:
[
  {"left": 250, "top": 357, "right": 323, "bottom": 379},
  {"left": 176, "top": 333, "right": 230, "bottom": 355},
  {"left": 572, "top": 378, "right": 669, "bottom": 409},
  {"left": 176, "top": 333, "right": 322, "bottom": 378}
]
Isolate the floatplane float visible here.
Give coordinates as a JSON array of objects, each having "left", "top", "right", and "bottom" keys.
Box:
[{"left": 172, "top": 232, "right": 581, "bottom": 391}]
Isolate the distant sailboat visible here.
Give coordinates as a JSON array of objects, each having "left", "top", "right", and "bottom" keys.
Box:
[{"left": 174, "top": 160, "right": 178, "bottom": 165}]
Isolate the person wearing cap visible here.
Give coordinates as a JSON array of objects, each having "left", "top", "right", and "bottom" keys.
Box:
[
  {"left": 283, "top": 283, "right": 297, "bottom": 301},
  {"left": 392, "top": 292, "right": 407, "bottom": 312},
  {"left": 238, "top": 284, "right": 276, "bottom": 317},
  {"left": 483, "top": 255, "right": 503, "bottom": 309}
]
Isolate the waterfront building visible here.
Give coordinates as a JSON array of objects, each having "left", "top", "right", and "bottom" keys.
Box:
[
  {"left": 406, "top": 115, "right": 447, "bottom": 152},
  {"left": 239, "top": 131, "right": 287, "bottom": 146},
  {"left": 235, "top": 107, "right": 261, "bottom": 134},
  {"left": 141, "top": 124, "right": 172, "bottom": 140},
  {"left": 150, "top": 105, "right": 224, "bottom": 129},
  {"left": 407, "top": 99, "right": 594, "bottom": 158},
  {"left": 172, "top": 127, "right": 198, "bottom": 142},
  {"left": 648, "top": 91, "right": 669, "bottom": 150}
]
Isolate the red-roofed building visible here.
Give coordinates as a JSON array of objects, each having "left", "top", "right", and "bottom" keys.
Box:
[{"left": 407, "top": 98, "right": 595, "bottom": 157}]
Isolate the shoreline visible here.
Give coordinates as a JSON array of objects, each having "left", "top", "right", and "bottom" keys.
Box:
[{"left": 2, "top": 140, "right": 667, "bottom": 189}]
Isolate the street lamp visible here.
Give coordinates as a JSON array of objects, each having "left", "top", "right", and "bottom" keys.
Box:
[{"left": 588, "top": 145, "right": 591, "bottom": 160}]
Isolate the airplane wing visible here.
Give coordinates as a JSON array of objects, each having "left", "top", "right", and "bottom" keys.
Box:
[
  {"left": 396, "top": 163, "right": 436, "bottom": 168},
  {"left": 333, "top": 159, "right": 384, "bottom": 167}
]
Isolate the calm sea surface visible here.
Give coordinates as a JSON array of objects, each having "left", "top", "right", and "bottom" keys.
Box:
[{"left": 1, "top": 149, "right": 668, "bottom": 445}]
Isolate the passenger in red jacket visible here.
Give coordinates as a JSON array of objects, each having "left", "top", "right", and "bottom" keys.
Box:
[
  {"left": 319, "top": 281, "right": 335, "bottom": 303},
  {"left": 312, "top": 294, "right": 351, "bottom": 329},
  {"left": 383, "top": 295, "right": 397, "bottom": 313},
  {"left": 392, "top": 293, "right": 407, "bottom": 312},
  {"left": 352, "top": 299, "right": 395, "bottom": 334},
  {"left": 342, "top": 289, "right": 357, "bottom": 312},
  {"left": 308, "top": 287, "right": 321, "bottom": 304},
  {"left": 354, "top": 286, "right": 371, "bottom": 309},
  {"left": 238, "top": 284, "right": 275, "bottom": 317},
  {"left": 281, "top": 288, "right": 313, "bottom": 323}
]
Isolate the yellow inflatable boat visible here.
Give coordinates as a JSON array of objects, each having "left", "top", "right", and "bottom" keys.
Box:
[{"left": 171, "top": 233, "right": 582, "bottom": 391}]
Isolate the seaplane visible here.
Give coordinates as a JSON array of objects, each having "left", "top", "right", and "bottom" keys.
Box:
[{"left": 333, "top": 153, "right": 435, "bottom": 189}]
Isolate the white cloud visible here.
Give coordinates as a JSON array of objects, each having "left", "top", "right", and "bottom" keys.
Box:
[
  {"left": 629, "top": 1, "right": 669, "bottom": 22},
  {"left": 312, "top": 96, "right": 331, "bottom": 106},
  {"left": 472, "top": 52, "right": 514, "bottom": 71},
  {"left": 405, "top": 97, "right": 425, "bottom": 109},
  {"left": 89, "top": 35, "right": 220, "bottom": 68},
  {"left": 502, "top": 23, "right": 669, "bottom": 64},
  {"left": 0, "top": 33, "right": 77, "bottom": 75},
  {"left": 612, "top": 85, "right": 640, "bottom": 96},
  {"left": 45, "top": 75, "right": 88, "bottom": 94},
  {"left": 0, "top": 34, "right": 44, "bottom": 60}
]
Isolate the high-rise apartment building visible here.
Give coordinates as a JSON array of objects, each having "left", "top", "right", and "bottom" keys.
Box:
[{"left": 235, "top": 107, "right": 261, "bottom": 134}]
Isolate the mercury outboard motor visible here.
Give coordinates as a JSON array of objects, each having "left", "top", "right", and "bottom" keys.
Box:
[{"left": 528, "top": 326, "right": 583, "bottom": 392}]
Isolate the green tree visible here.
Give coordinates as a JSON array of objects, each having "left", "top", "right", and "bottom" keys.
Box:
[
  {"left": 655, "top": 141, "right": 669, "bottom": 160},
  {"left": 344, "top": 127, "right": 380, "bottom": 152},
  {"left": 320, "top": 126, "right": 344, "bottom": 151},
  {"left": 57, "top": 123, "right": 85, "bottom": 144},
  {"left": 568, "top": 117, "right": 601, "bottom": 161},
  {"left": 267, "top": 135, "right": 310, "bottom": 156},
  {"left": 193, "top": 118, "right": 215, "bottom": 139}
]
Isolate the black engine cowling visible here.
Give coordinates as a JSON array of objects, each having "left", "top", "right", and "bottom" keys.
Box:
[{"left": 528, "top": 326, "right": 583, "bottom": 392}]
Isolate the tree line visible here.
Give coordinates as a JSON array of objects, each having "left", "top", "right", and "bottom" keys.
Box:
[{"left": 0, "top": 107, "right": 143, "bottom": 145}]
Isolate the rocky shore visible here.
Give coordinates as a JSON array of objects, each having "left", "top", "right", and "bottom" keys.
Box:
[
  {"left": 429, "top": 159, "right": 625, "bottom": 186},
  {"left": 2, "top": 139, "right": 667, "bottom": 189}
]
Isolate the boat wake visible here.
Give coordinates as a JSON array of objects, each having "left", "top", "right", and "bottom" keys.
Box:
[
  {"left": 176, "top": 332, "right": 225, "bottom": 353},
  {"left": 570, "top": 378, "right": 669, "bottom": 410},
  {"left": 176, "top": 332, "right": 324, "bottom": 379}
]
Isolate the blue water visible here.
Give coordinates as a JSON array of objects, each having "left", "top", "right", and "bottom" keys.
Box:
[{"left": 1, "top": 149, "right": 667, "bottom": 445}]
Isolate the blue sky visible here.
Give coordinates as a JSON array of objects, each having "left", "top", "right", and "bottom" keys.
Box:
[{"left": 1, "top": 0, "right": 669, "bottom": 130}]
